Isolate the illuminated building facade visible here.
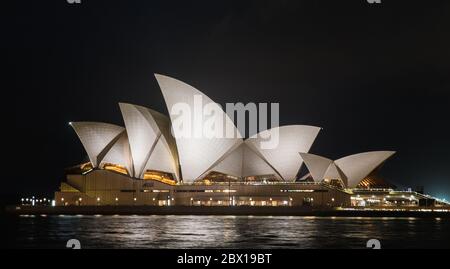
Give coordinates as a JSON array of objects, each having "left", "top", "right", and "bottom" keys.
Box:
[{"left": 55, "top": 74, "right": 447, "bottom": 209}]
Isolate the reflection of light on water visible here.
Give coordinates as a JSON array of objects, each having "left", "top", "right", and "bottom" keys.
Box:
[
  {"left": 9, "top": 215, "right": 448, "bottom": 249},
  {"left": 20, "top": 215, "right": 35, "bottom": 218}
]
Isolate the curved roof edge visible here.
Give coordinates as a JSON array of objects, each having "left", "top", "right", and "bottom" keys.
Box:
[
  {"left": 300, "top": 151, "right": 395, "bottom": 188},
  {"left": 245, "top": 125, "right": 322, "bottom": 181},
  {"left": 155, "top": 73, "right": 243, "bottom": 182},
  {"left": 335, "top": 151, "right": 396, "bottom": 188},
  {"left": 299, "top": 152, "right": 333, "bottom": 182},
  {"left": 119, "top": 102, "right": 180, "bottom": 180},
  {"left": 69, "top": 122, "right": 125, "bottom": 167}
]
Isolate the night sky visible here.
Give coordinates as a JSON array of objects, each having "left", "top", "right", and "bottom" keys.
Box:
[{"left": 3, "top": 0, "right": 450, "bottom": 203}]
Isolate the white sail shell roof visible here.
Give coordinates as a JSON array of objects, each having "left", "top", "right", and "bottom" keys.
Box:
[
  {"left": 323, "top": 162, "right": 347, "bottom": 186},
  {"left": 204, "top": 143, "right": 282, "bottom": 179},
  {"left": 335, "top": 151, "right": 396, "bottom": 188},
  {"left": 119, "top": 103, "right": 161, "bottom": 178},
  {"left": 300, "top": 151, "right": 395, "bottom": 187},
  {"left": 69, "top": 74, "right": 396, "bottom": 187},
  {"left": 246, "top": 125, "right": 321, "bottom": 181},
  {"left": 155, "top": 73, "right": 242, "bottom": 182},
  {"left": 242, "top": 144, "right": 280, "bottom": 178},
  {"left": 101, "top": 132, "right": 133, "bottom": 175},
  {"left": 299, "top": 153, "right": 333, "bottom": 182},
  {"left": 70, "top": 122, "right": 125, "bottom": 167},
  {"left": 202, "top": 141, "right": 244, "bottom": 178},
  {"left": 119, "top": 103, "right": 179, "bottom": 179},
  {"left": 142, "top": 135, "right": 179, "bottom": 180}
]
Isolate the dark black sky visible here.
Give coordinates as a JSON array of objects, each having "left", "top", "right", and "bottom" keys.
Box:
[{"left": 2, "top": 0, "right": 450, "bottom": 202}]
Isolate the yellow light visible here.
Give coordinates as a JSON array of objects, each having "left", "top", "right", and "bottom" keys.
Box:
[
  {"left": 79, "top": 198, "right": 82, "bottom": 201},
  {"left": 103, "top": 164, "right": 128, "bottom": 175},
  {"left": 61, "top": 198, "right": 64, "bottom": 201},
  {"left": 115, "top": 197, "right": 119, "bottom": 201},
  {"left": 133, "top": 198, "right": 137, "bottom": 201},
  {"left": 97, "top": 197, "right": 100, "bottom": 201},
  {"left": 143, "top": 171, "right": 176, "bottom": 185}
]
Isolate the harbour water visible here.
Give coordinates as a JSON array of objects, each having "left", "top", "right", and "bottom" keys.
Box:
[{"left": 2, "top": 215, "right": 449, "bottom": 249}]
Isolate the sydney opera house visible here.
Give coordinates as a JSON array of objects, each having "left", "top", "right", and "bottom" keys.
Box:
[{"left": 54, "top": 74, "right": 446, "bottom": 209}]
